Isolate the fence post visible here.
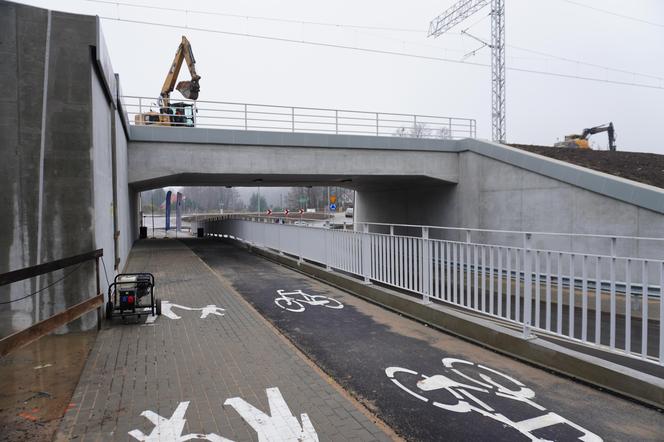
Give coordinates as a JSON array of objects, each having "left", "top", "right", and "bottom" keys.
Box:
[
  {"left": 292, "top": 107, "right": 295, "bottom": 132},
  {"left": 335, "top": 110, "right": 339, "bottom": 134},
  {"left": 422, "top": 227, "right": 431, "bottom": 304},
  {"left": 390, "top": 225, "right": 395, "bottom": 236},
  {"left": 523, "top": 233, "right": 533, "bottom": 338},
  {"left": 376, "top": 114, "right": 379, "bottom": 136},
  {"left": 138, "top": 97, "right": 142, "bottom": 119},
  {"left": 298, "top": 225, "right": 303, "bottom": 264},
  {"left": 325, "top": 224, "right": 331, "bottom": 270},
  {"left": 244, "top": 104, "right": 248, "bottom": 130},
  {"left": 609, "top": 236, "right": 616, "bottom": 349},
  {"left": 362, "top": 224, "right": 371, "bottom": 283}
]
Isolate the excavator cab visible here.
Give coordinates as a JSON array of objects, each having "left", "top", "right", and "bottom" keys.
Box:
[{"left": 166, "top": 102, "right": 195, "bottom": 127}]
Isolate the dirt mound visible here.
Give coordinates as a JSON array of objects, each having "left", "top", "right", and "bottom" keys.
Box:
[{"left": 508, "top": 144, "right": 664, "bottom": 189}]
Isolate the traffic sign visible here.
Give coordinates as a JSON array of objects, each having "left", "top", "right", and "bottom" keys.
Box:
[
  {"left": 284, "top": 209, "right": 289, "bottom": 215},
  {"left": 298, "top": 208, "right": 305, "bottom": 214},
  {"left": 266, "top": 209, "right": 272, "bottom": 215},
  {"left": 330, "top": 195, "right": 337, "bottom": 203},
  {"left": 329, "top": 204, "right": 336, "bottom": 211}
]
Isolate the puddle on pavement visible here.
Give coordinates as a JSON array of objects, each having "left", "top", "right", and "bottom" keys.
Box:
[{"left": 0, "top": 331, "right": 96, "bottom": 442}]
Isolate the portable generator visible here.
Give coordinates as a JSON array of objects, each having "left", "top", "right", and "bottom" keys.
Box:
[{"left": 106, "top": 273, "right": 161, "bottom": 321}]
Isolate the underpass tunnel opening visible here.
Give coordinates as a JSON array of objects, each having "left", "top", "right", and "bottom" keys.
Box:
[{"left": 137, "top": 184, "right": 358, "bottom": 237}]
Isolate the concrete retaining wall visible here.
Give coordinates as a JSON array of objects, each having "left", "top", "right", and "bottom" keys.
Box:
[
  {"left": 356, "top": 150, "right": 664, "bottom": 261},
  {"left": 0, "top": 1, "right": 133, "bottom": 337}
]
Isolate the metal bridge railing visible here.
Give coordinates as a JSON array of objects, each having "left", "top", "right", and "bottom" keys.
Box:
[
  {"left": 194, "top": 215, "right": 664, "bottom": 366},
  {"left": 120, "top": 95, "right": 477, "bottom": 139}
]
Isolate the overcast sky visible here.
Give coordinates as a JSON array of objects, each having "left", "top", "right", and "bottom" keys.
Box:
[{"left": 14, "top": 0, "right": 664, "bottom": 153}]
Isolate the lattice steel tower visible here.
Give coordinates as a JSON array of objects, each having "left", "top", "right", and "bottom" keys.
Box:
[{"left": 428, "top": 0, "right": 506, "bottom": 143}]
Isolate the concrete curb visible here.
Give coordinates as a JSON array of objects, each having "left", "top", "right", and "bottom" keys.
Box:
[{"left": 243, "top": 242, "right": 664, "bottom": 409}]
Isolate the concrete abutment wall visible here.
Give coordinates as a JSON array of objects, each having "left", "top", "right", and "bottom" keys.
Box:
[{"left": 0, "top": 1, "right": 133, "bottom": 337}]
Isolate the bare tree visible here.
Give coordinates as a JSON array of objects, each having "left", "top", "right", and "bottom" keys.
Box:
[{"left": 394, "top": 122, "right": 430, "bottom": 138}]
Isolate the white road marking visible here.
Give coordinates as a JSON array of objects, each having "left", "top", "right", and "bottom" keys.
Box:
[
  {"left": 129, "top": 401, "right": 233, "bottom": 442},
  {"left": 224, "top": 387, "right": 319, "bottom": 442},
  {"left": 144, "top": 315, "right": 157, "bottom": 324},
  {"left": 129, "top": 388, "right": 317, "bottom": 442},
  {"left": 33, "top": 363, "right": 52, "bottom": 370},
  {"left": 161, "top": 301, "right": 226, "bottom": 320},
  {"left": 386, "top": 359, "right": 603, "bottom": 441}
]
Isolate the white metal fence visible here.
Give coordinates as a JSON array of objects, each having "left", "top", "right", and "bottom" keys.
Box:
[
  {"left": 195, "top": 217, "right": 664, "bottom": 366},
  {"left": 121, "top": 95, "right": 477, "bottom": 139}
]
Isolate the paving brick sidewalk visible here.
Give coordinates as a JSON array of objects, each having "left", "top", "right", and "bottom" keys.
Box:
[{"left": 55, "top": 240, "right": 392, "bottom": 441}]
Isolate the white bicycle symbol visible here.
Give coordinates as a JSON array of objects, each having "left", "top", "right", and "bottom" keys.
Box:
[
  {"left": 386, "top": 358, "right": 602, "bottom": 442},
  {"left": 274, "top": 289, "right": 344, "bottom": 313}
]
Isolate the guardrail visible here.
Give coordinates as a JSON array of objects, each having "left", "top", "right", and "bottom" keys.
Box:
[
  {"left": 121, "top": 95, "right": 477, "bottom": 139},
  {"left": 0, "top": 249, "right": 104, "bottom": 356},
  {"left": 195, "top": 216, "right": 664, "bottom": 366}
]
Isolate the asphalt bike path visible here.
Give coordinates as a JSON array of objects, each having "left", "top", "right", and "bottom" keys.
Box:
[{"left": 185, "top": 238, "right": 664, "bottom": 442}]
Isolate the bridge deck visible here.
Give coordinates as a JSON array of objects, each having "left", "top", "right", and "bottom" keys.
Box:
[{"left": 57, "top": 238, "right": 664, "bottom": 441}]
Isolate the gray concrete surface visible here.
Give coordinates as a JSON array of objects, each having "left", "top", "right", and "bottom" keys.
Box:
[
  {"left": 55, "top": 240, "right": 392, "bottom": 441},
  {"left": 127, "top": 140, "right": 459, "bottom": 191},
  {"left": 0, "top": 1, "right": 99, "bottom": 336},
  {"left": 0, "top": 1, "right": 133, "bottom": 337}
]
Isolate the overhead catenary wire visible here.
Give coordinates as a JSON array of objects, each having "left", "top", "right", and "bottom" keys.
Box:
[
  {"left": 557, "top": 0, "right": 664, "bottom": 28},
  {"left": 85, "top": 0, "right": 430, "bottom": 33},
  {"left": 85, "top": 0, "right": 664, "bottom": 85},
  {"left": 98, "top": 15, "right": 664, "bottom": 91}
]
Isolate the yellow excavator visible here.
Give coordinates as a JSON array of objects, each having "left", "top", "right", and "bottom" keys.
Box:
[
  {"left": 135, "top": 36, "right": 201, "bottom": 127},
  {"left": 555, "top": 122, "right": 616, "bottom": 151}
]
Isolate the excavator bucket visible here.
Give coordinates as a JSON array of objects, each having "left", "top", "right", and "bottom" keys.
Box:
[{"left": 176, "top": 80, "right": 200, "bottom": 100}]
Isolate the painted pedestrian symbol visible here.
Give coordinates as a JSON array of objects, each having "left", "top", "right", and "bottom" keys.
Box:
[
  {"left": 225, "top": 387, "right": 318, "bottom": 441},
  {"left": 161, "top": 301, "right": 226, "bottom": 320},
  {"left": 386, "top": 358, "right": 602, "bottom": 441},
  {"left": 129, "top": 387, "right": 318, "bottom": 442},
  {"left": 128, "top": 401, "right": 231, "bottom": 442},
  {"left": 274, "top": 289, "right": 343, "bottom": 313}
]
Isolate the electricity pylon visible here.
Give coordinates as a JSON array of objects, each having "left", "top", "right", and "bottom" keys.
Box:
[{"left": 428, "top": 0, "right": 505, "bottom": 143}]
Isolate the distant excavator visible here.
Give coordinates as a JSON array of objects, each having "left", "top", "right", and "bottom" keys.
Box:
[
  {"left": 555, "top": 122, "right": 616, "bottom": 151},
  {"left": 135, "top": 36, "right": 201, "bottom": 127}
]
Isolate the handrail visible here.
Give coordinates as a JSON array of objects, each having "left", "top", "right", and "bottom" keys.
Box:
[
  {"left": 120, "top": 95, "right": 477, "bottom": 139},
  {"left": 0, "top": 249, "right": 105, "bottom": 356},
  {"left": 0, "top": 249, "right": 103, "bottom": 286}
]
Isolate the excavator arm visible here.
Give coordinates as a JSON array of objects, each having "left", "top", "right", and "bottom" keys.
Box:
[
  {"left": 159, "top": 36, "right": 201, "bottom": 108},
  {"left": 581, "top": 122, "right": 616, "bottom": 151}
]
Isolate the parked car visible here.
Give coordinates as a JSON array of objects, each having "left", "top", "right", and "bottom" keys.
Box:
[{"left": 345, "top": 208, "right": 354, "bottom": 218}]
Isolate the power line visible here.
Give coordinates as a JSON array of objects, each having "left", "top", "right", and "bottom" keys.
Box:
[
  {"left": 98, "top": 15, "right": 664, "bottom": 91},
  {"left": 85, "top": 0, "right": 664, "bottom": 86},
  {"left": 558, "top": 0, "right": 664, "bottom": 28},
  {"left": 507, "top": 44, "right": 664, "bottom": 81},
  {"left": 86, "top": 0, "right": 429, "bottom": 34}
]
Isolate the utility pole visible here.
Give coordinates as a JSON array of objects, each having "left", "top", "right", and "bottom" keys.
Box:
[{"left": 428, "top": 0, "right": 505, "bottom": 143}]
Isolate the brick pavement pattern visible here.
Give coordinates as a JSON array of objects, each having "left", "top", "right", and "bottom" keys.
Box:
[{"left": 55, "top": 240, "right": 391, "bottom": 441}]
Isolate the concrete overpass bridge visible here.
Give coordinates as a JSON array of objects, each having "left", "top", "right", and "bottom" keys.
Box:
[
  {"left": 3, "top": 0, "right": 664, "bottom": 334},
  {"left": 3, "top": 3, "right": 664, "bottom": 438}
]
